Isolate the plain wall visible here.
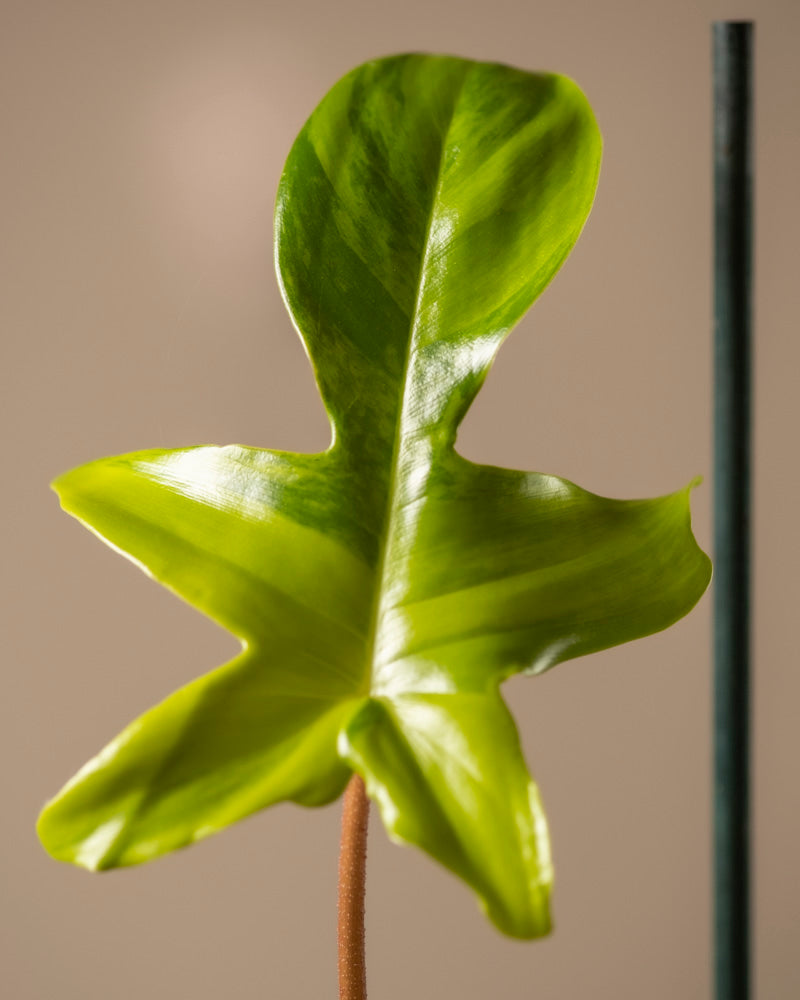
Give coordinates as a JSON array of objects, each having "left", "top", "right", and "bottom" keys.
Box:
[{"left": 2, "top": 1, "right": 798, "bottom": 997}]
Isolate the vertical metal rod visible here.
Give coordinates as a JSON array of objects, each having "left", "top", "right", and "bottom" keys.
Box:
[{"left": 713, "top": 21, "right": 753, "bottom": 1000}]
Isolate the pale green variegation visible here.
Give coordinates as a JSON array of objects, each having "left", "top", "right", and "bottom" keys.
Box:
[{"left": 38, "top": 54, "right": 710, "bottom": 939}]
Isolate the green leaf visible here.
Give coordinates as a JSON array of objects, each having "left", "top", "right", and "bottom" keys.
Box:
[{"left": 39, "top": 54, "right": 710, "bottom": 939}]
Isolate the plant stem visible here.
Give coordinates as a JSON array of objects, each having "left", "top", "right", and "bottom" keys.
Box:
[{"left": 338, "top": 773, "right": 369, "bottom": 1000}]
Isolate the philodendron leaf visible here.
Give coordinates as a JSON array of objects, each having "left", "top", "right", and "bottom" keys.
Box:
[{"left": 39, "top": 54, "right": 711, "bottom": 939}]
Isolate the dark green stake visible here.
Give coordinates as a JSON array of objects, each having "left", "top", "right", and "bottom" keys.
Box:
[{"left": 713, "top": 21, "right": 753, "bottom": 1000}]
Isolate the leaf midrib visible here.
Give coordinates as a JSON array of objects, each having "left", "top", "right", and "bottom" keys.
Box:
[{"left": 359, "top": 65, "right": 473, "bottom": 697}]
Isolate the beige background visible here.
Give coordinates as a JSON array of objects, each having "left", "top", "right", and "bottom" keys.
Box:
[{"left": 2, "top": 0, "right": 798, "bottom": 997}]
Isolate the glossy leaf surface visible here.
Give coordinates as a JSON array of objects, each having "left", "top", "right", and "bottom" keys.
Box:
[{"left": 39, "top": 54, "right": 711, "bottom": 938}]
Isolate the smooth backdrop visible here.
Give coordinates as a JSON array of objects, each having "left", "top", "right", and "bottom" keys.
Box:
[{"left": 2, "top": 1, "right": 797, "bottom": 997}]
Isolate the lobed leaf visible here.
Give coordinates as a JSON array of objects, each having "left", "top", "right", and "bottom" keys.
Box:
[{"left": 39, "top": 54, "right": 710, "bottom": 938}]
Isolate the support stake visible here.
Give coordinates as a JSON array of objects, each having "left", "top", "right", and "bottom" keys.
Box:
[{"left": 713, "top": 20, "right": 753, "bottom": 1000}]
